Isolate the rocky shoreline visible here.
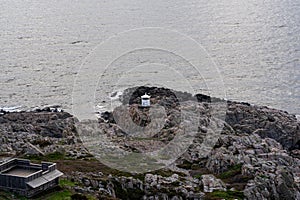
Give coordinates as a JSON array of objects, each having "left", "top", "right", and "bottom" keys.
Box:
[{"left": 0, "top": 86, "right": 299, "bottom": 200}]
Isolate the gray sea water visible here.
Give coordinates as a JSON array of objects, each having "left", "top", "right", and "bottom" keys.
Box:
[{"left": 1, "top": 0, "right": 299, "bottom": 115}]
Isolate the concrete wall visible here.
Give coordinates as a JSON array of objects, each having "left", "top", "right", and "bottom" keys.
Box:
[
  {"left": 0, "top": 175, "right": 27, "bottom": 189},
  {"left": 0, "top": 159, "right": 17, "bottom": 172}
]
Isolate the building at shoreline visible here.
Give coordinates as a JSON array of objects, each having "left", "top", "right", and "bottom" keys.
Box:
[{"left": 0, "top": 158, "right": 63, "bottom": 197}]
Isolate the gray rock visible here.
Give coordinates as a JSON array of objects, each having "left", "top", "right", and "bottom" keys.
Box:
[{"left": 201, "top": 174, "right": 226, "bottom": 193}]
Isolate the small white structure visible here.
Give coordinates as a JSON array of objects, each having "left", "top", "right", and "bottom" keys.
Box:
[{"left": 141, "top": 93, "right": 151, "bottom": 107}]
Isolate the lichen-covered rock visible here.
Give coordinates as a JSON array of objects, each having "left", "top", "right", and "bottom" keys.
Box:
[
  {"left": 0, "top": 109, "right": 89, "bottom": 158},
  {"left": 0, "top": 86, "right": 299, "bottom": 200},
  {"left": 225, "top": 102, "right": 300, "bottom": 151},
  {"left": 201, "top": 174, "right": 226, "bottom": 192}
]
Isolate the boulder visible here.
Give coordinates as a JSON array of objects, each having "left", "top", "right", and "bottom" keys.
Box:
[{"left": 201, "top": 174, "right": 226, "bottom": 193}]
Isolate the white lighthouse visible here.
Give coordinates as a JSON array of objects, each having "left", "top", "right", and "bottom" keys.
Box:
[{"left": 141, "top": 93, "right": 151, "bottom": 107}]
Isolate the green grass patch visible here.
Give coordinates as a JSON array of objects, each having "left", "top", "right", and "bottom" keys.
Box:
[
  {"left": 0, "top": 183, "right": 93, "bottom": 200},
  {"left": 59, "top": 179, "right": 76, "bottom": 187},
  {"left": 153, "top": 169, "right": 185, "bottom": 177},
  {"left": 205, "top": 190, "right": 244, "bottom": 200},
  {"left": 0, "top": 190, "right": 28, "bottom": 200},
  {"left": 176, "top": 160, "right": 193, "bottom": 169},
  {"left": 218, "top": 164, "right": 242, "bottom": 180},
  {"left": 194, "top": 174, "right": 202, "bottom": 179},
  {"left": 86, "top": 195, "right": 98, "bottom": 200},
  {"left": 40, "top": 190, "right": 72, "bottom": 200},
  {"left": 44, "top": 152, "right": 65, "bottom": 161},
  {"left": 22, "top": 151, "right": 65, "bottom": 162},
  {"left": 105, "top": 168, "right": 184, "bottom": 183}
]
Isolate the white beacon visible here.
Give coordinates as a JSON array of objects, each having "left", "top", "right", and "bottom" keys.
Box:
[{"left": 141, "top": 93, "right": 151, "bottom": 107}]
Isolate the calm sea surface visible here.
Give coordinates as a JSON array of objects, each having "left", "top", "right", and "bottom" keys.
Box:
[{"left": 1, "top": 0, "right": 299, "bottom": 114}]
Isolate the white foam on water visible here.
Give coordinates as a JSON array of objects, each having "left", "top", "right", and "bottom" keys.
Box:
[
  {"left": 0, "top": 106, "right": 23, "bottom": 112},
  {"left": 296, "top": 115, "right": 300, "bottom": 121},
  {"left": 94, "top": 90, "right": 125, "bottom": 118},
  {"left": 109, "top": 90, "right": 123, "bottom": 101},
  {"left": 95, "top": 105, "right": 106, "bottom": 113}
]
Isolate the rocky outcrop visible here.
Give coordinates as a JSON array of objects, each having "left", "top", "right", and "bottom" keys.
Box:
[
  {"left": 0, "top": 108, "right": 89, "bottom": 158},
  {"left": 225, "top": 101, "right": 299, "bottom": 151},
  {"left": 203, "top": 134, "right": 300, "bottom": 199},
  {"left": 68, "top": 171, "right": 204, "bottom": 200},
  {"left": 0, "top": 86, "right": 299, "bottom": 200},
  {"left": 201, "top": 174, "right": 226, "bottom": 193},
  {"left": 108, "top": 86, "right": 300, "bottom": 199}
]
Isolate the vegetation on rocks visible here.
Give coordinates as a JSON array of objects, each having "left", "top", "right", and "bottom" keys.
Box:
[
  {"left": 218, "top": 164, "right": 242, "bottom": 179},
  {"left": 205, "top": 190, "right": 244, "bottom": 200},
  {"left": 0, "top": 86, "right": 299, "bottom": 199}
]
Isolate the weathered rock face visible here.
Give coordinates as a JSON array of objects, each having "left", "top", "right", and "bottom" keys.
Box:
[
  {"left": 0, "top": 108, "right": 90, "bottom": 158},
  {"left": 68, "top": 170, "right": 204, "bottom": 200},
  {"left": 0, "top": 86, "right": 299, "bottom": 200},
  {"left": 201, "top": 174, "right": 226, "bottom": 193},
  {"left": 100, "top": 87, "right": 215, "bottom": 155},
  {"left": 244, "top": 170, "right": 300, "bottom": 200},
  {"left": 203, "top": 134, "right": 300, "bottom": 200},
  {"left": 0, "top": 109, "right": 74, "bottom": 138},
  {"left": 225, "top": 101, "right": 300, "bottom": 151},
  {"left": 108, "top": 86, "right": 300, "bottom": 199}
]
